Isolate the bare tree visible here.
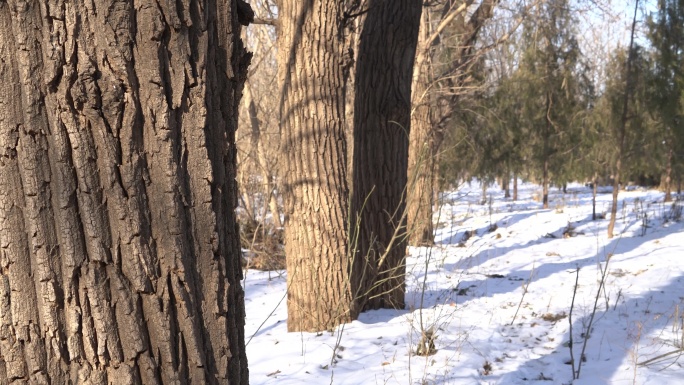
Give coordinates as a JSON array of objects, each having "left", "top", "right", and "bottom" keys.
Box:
[
  {"left": 407, "top": 0, "right": 500, "bottom": 246},
  {"left": 0, "top": 0, "right": 252, "bottom": 382},
  {"left": 237, "top": 0, "right": 282, "bottom": 232}
]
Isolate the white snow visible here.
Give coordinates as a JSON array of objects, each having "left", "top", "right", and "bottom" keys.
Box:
[{"left": 243, "top": 182, "right": 684, "bottom": 385}]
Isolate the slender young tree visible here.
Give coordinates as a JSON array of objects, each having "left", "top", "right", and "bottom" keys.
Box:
[
  {"left": 351, "top": 0, "right": 423, "bottom": 312},
  {"left": 407, "top": 9, "right": 437, "bottom": 247},
  {"left": 238, "top": 8, "right": 283, "bottom": 231},
  {"left": 607, "top": 0, "right": 640, "bottom": 239},
  {"left": 0, "top": 0, "right": 252, "bottom": 382}
]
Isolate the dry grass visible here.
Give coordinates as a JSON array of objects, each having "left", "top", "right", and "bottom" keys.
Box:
[{"left": 240, "top": 219, "right": 286, "bottom": 271}]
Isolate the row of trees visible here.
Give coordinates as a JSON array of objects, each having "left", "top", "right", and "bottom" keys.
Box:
[
  {"left": 1, "top": 0, "right": 503, "bottom": 381},
  {"left": 8, "top": 0, "right": 673, "bottom": 381},
  {"left": 440, "top": 0, "right": 683, "bottom": 235},
  {"left": 278, "top": 0, "right": 424, "bottom": 331},
  {"left": 237, "top": 0, "right": 684, "bottom": 338},
  {"left": 238, "top": 0, "right": 504, "bottom": 333}
]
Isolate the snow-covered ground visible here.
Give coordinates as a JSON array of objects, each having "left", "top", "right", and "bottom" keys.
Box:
[{"left": 243, "top": 182, "right": 684, "bottom": 385}]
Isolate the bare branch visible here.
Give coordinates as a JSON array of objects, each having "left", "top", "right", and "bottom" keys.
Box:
[{"left": 252, "top": 17, "right": 278, "bottom": 26}]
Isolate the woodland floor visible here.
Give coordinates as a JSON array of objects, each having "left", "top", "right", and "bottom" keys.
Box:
[{"left": 242, "top": 181, "right": 684, "bottom": 385}]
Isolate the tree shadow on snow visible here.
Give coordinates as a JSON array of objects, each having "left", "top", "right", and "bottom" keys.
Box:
[
  {"left": 437, "top": 217, "right": 568, "bottom": 275},
  {"left": 409, "top": 220, "right": 684, "bottom": 318},
  {"left": 436, "top": 209, "right": 548, "bottom": 246},
  {"left": 408, "top": 222, "right": 684, "bottom": 384},
  {"left": 494, "top": 273, "right": 684, "bottom": 385}
]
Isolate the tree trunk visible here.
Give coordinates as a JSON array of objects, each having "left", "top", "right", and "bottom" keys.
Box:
[
  {"left": 662, "top": 146, "right": 673, "bottom": 203},
  {"left": 503, "top": 172, "right": 511, "bottom": 199},
  {"left": 609, "top": 0, "right": 639, "bottom": 239},
  {"left": 543, "top": 158, "right": 550, "bottom": 209},
  {"left": 351, "top": 0, "right": 422, "bottom": 313},
  {"left": 0, "top": 0, "right": 251, "bottom": 383},
  {"left": 513, "top": 173, "right": 518, "bottom": 201},
  {"left": 266, "top": 187, "right": 282, "bottom": 229},
  {"left": 407, "top": 10, "right": 435, "bottom": 247},
  {"left": 481, "top": 182, "right": 488, "bottom": 205},
  {"left": 607, "top": 160, "right": 622, "bottom": 238},
  {"left": 345, "top": 12, "right": 363, "bottom": 186},
  {"left": 592, "top": 172, "right": 599, "bottom": 220},
  {"left": 542, "top": 89, "right": 551, "bottom": 210},
  {"left": 277, "top": 0, "right": 354, "bottom": 332}
]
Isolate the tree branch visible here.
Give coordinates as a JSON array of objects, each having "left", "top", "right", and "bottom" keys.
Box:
[{"left": 252, "top": 17, "right": 278, "bottom": 26}]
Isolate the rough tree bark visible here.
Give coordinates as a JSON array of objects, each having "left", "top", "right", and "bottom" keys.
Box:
[
  {"left": 0, "top": 0, "right": 251, "bottom": 383},
  {"left": 351, "top": 0, "right": 422, "bottom": 312},
  {"left": 277, "top": 0, "right": 354, "bottom": 332}
]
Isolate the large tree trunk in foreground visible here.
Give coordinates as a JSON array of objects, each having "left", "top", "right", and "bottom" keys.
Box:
[
  {"left": 0, "top": 0, "right": 251, "bottom": 383},
  {"left": 407, "top": 10, "right": 435, "bottom": 247},
  {"left": 278, "top": 0, "right": 353, "bottom": 332},
  {"left": 351, "top": 0, "right": 422, "bottom": 313}
]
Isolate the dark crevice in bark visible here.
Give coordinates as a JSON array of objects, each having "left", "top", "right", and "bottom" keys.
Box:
[
  {"left": 186, "top": 1, "right": 201, "bottom": 84},
  {"left": 164, "top": 273, "right": 181, "bottom": 372},
  {"left": 177, "top": 332, "right": 189, "bottom": 380},
  {"left": 153, "top": 2, "right": 174, "bottom": 107}
]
